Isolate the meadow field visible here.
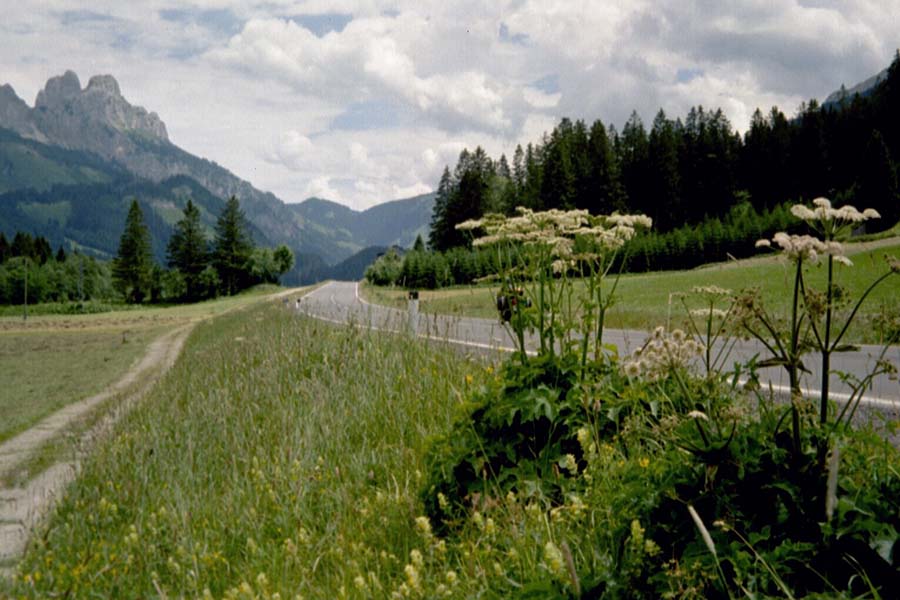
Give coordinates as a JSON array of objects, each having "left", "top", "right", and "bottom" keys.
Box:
[
  {"left": 361, "top": 239, "right": 900, "bottom": 344},
  {"left": 2, "top": 300, "right": 490, "bottom": 597},
  {"left": 0, "top": 285, "right": 287, "bottom": 484}
]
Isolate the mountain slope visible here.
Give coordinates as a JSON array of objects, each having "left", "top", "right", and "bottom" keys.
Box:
[
  {"left": 0, "top": 170, "right": 271, "bottom": 262},
  {"left": 289, "top": 192, "right": 434, "bottom": 250},
  {"left": 0, "top": 71, "right": 435, "bottom": 267},
  {"left": 823, "top": 65, "right": 890, "bottom": 109}
]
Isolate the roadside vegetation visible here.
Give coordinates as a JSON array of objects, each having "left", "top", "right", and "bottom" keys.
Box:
[
  {"left": 362, "top": 238, "right": 900, "bottom": 345},
  {"left": 6, "top": 199, "right": 899, "bottom": 598},
  {"left": 4, "top": 299, "right": 486, "bottom": 598}
]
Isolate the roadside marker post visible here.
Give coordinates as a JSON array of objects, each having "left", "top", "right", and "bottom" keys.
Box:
[{"left": 408, "top": 290, "right": 419, "bottom": 336}]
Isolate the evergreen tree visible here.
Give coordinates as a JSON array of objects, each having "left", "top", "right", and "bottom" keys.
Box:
[
  {"left": 11, "top": 232, "right": 34, "bottom": 259},
  {"left": 213, "top": 196, "right": 254, "bottom": 296},
  {"left": 55, "top": 245, "right": 67, "bottom": 263},
  {"left": 167, "top": 200, "right": 210, "bottom": 300},
  {"left": 113, "top": 199, "right": 154, "bottom": 303},
  {"left": 512, "top": 144, "right": 526, "bottom": 194},
  {"left": 856, "top": 130, "right": 899, "bottom": 228},
  {"left": 412, "top": 234, "right": 426, "bottom": 252},
  {"left": 647, "top": 110, "right": 682, "bottom": 229},
  {"left": 540, "top": 118, "right": 577, "bottom": 210},
  {"left": 522, "top": 143, "right": 543, "bottom": 209},
  {"left": 428, "top": 166, "right": 455, "bottom": 251},
  {"left": 620, "top": 111, "right": 650, "bottom": 214},
  {"left": 583, "top": 119, "right": 624, "bottom": 214},
  {"left": 791, "top": 100, "right": 829, "bottom": 199},
  {"left": 0, "top": 233, "right": 9, "bottom": 264}
]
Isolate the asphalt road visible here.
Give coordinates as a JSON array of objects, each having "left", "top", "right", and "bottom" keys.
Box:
[{"left": 294, "top": 281, "right": 899, "bottom": 415}]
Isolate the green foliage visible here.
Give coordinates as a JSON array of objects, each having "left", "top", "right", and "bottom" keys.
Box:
[
  {"left": 428, "top": 149, "right": 495, "bottom": 251},
  {"left": 272, "top": 244, "right": 294, "bottom": 275},
  {"left": 212, "top": 196, "right": 254, "bottom": 295},
  {"left": 247, "top": 246, "right": 294, "bottom": 285},
  {"left": 112, "top": 199, "right": 155, "bottom": 303},
  {"left": 8, "top": 303, "right": 480, "bottom": 598},
  {"left": 166, "top": 199, "right": 210, "bottom": 301},
  {"left": 364, "top": 247, "right": 403, "bottom": 286}
]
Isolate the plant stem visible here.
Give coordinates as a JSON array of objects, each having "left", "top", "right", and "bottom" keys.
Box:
[
  {"left": 820, "top": 255, "right": 833, "bottom": 425},
  {"left": 789, "top": 258, "right": 803, "bottom": 454}
]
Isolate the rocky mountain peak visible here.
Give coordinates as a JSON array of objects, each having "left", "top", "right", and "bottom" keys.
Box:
[
  {"left": 35, "top": 70, "right": 82, "bottom": 108},
  {"left": 85, "top": 74, "right": 122, "bottom": 97},
  {"left": 0, "top": 83, "right": 44, "bottom": 140},
  {"left": 14, "top": 70, "right": 169, "bottom": 144}
]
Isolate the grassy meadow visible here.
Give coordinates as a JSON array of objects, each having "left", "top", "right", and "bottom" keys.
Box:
[
  {"left": 4, "top": 301, "right": 489, "bottom": 597},
  {"left": 0, "top": 286, "right": 292, "bottom": 477},
  {"left": 361, "top": 240, "right": 900, "bottom": 344}
]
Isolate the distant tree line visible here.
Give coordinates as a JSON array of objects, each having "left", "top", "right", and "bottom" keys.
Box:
[
  {"left": 367, "top": 200, "right": 807, "bottom": 289},
  {"left": 0, "top": 231, "right": 112, "bottom": 304},
  {"left": 0, "top": 196, "right": 294, "bottom": 306},
  {"left": 365, "top": 240, "right": 504, "bottom": 290},
  {"left": 428, "top": 53, "right": 900, "bottom": 259},
  {"left": 113, "top": 196, "right": 294, "bottom": 304}
]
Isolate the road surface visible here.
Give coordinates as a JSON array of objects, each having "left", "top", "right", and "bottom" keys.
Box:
[{"left": 295, "top": 281, "right": 899, "bottom": 413}]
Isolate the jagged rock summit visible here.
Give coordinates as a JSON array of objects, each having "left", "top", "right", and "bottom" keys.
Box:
[{"left": 26, "top": 70, "right": 168, "bottom": 143}]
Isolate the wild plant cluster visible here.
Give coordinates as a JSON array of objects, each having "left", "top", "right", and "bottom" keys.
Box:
[{"left": 418, "top": 200, "right": 900, "bottom": 597}]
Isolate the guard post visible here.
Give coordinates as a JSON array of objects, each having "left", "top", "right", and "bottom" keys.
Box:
[{"left": 408, "top": 290, "right": 419, "bottom": 336}]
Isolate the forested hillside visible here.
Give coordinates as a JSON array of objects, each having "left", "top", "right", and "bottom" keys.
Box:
[{"left": 430, "top": 54, "right": 900, "bottom": 252}]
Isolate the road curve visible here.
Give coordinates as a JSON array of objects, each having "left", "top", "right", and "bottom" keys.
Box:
[{"left": 295, "top": 281, "right": 899, "bottom": 412}]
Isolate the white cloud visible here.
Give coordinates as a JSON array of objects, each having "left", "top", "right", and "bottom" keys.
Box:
[{"left": 1, "top": 0, "right": 898, "bottom": 210}]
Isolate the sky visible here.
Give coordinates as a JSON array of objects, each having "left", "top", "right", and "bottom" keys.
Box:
[{"left": 1, "top": 1, "right": 897, "bottom": 210}]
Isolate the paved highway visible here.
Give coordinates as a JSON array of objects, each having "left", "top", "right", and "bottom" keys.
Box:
[{"left": 294, "top": 281, "right": 899, "bottom": 414}]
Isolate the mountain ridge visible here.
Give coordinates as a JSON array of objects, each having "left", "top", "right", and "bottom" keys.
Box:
[{"left": 0, "top": 71, "right": 435, "bottom": 274}]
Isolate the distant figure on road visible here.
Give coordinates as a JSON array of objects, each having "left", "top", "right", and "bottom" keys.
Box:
[{"left": 295, "top": 298, "right": 301, "bottom": 311}]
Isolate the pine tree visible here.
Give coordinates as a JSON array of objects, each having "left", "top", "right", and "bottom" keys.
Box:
[
  {"left": 412, "top": 234, "right": 426, "bottom": 252},
  {"left": 620, "top": 111, "right": 650, "bottom": 214},
  {"left": 428, "top": 166, "right": 454, "bottom": 251},
  {"left": 647, "top": 110, "right": 682, "bottom": 229},
  {"left": 113, "top": 199, "right": 154, "bottom": 303},
  {"left": 213, "top": 196, "right": 254, "bottom": 296},
  {"left": 856, "top": 130, "right": 899, "bottom": 228},
  {"left": 0, "top": 232, "right": 10, "bottom": 263},
  {"left": 167, "top": 200, "right": 210, "bottom": 300},
  {"left": 585, "top": 119, "right": 626, "bottom": 214}
]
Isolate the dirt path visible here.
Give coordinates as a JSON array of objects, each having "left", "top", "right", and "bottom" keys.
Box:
[{"left": 0, "top": 323, "right": 193, "bottom": 573}]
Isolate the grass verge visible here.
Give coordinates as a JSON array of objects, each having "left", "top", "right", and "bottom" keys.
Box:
[
  {"left": 0, "top": 286, "right": 293, "bottom": 446},
  {"left": 4, "top": 301, "right": 486, "bottom": 597}
]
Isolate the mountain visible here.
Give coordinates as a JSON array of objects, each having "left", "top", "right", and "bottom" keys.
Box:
[
  {"left": 0, "top": 71, "right": 434, "bottom": 271},
  {"left": 289, "top": 193, "right": 434, "bottom": 250},
  {"left": 823, "top": 66, "right": 890, "bottom": 109}
]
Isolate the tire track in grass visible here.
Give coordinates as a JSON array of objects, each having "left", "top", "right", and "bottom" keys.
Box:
[{"left": 0, "top": 324, "right": 193, "bottom": 574}]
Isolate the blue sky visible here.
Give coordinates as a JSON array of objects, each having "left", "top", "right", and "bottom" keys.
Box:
[{"left": 1, "top": 1, "right": 897, "bottom": 209}]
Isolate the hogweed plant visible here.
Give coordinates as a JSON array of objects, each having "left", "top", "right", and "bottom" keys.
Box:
[
  {"left": 748, "top": 197, "right": 897, "bottom": 454},
  {"left": 457, "top": 206, "right": 651, "bottom": 372}
]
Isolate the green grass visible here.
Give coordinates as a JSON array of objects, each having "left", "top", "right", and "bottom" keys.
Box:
[
  {"left": 5, "top": 302, "right": 486, "bottom": 597},
  {"left": 0, "top": 286, "right": 294, "bottom": 447},
  {"left": 0, "top": 327, "right": 165, "bottom": 445},
  {"left": 361, "top": 241, "right": 900, "bottom": 344}
]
